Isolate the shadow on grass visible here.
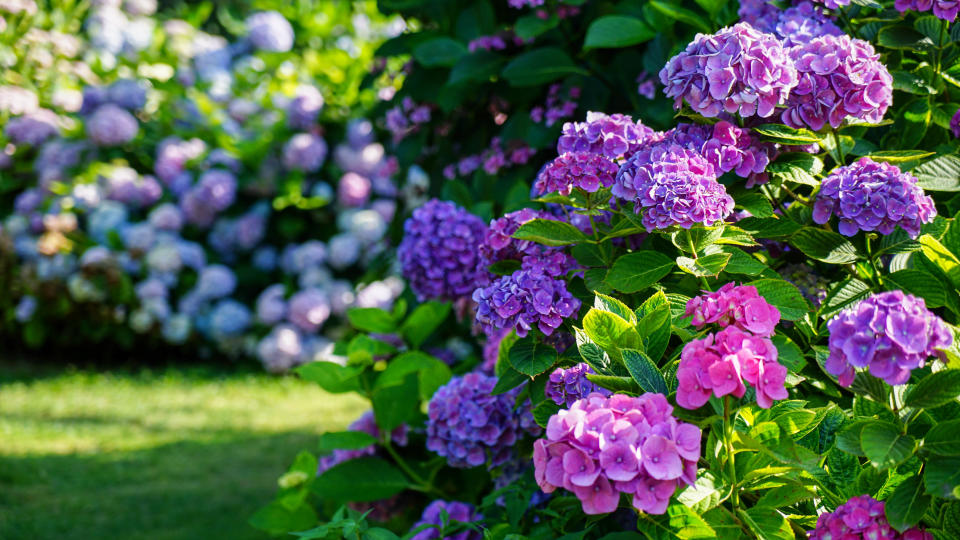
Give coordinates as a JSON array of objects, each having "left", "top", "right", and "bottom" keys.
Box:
[{"left": 0, "top": 430, "right": 316, "bottom": 540}]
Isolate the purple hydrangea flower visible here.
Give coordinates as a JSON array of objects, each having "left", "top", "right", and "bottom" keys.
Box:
[
  {"left": 5, "top": 109, "right": 60, "bottom": 145},
  {"left": 473, "top": 253, "right": 581, "bottom": 338},
  {"left": 534, "top": 152, "right": 619, "bottom": 196},
  {"left": 106, "top": 79, "right": 147, "bottom": 111},
  {"left": 410, "top": 500, "right": 482, "bottom": 540},
  {"left": 545, "top": 363, "right": 612, "bottom": 406},
  {"left": 812, "top": 158, "right": 936, "bottom": 238},
  {"left": 951, "top": 108, "right": 960, "bottom": 138},
  {"left": 557, "top": 112, "right": 659, "bottom": 161},
  {"left": 809, "top": 495, "right": 933, "bottom": 540},
  {"left": 811, "top": 0, "right": 850, "bottom": 8},
  {"left": 155, "top": 137, "right": 205, "bottom": 183},
  {"left": 739, "top": 0, "right": 843, "bottom": 46},
  {"left": 337, "top": 172, "right": 372, "bottom": 207},
  {"left": 613, "top": 142, "right": 733, "bottom": 231},
  {"left": 896, "top": 0, "right": 958, "bottom": 21},
  {"left": 86, "top": 104, "right": 139, "bottom": 146},
  {"left": 398, "top": 199, "right": 487, "bottom": 302},
  {"left": 246, "top": 11, "right": 294, "bottom": 52},
  {"left": 15, "top": 295, "right": 37, "bottom": 322},
  {"left": 196, "top": 265, "right": 236, "bottom": 299},
  {"left": 782, "top": 35, "right": 893, "bottom": 131},
  {"left": 534, "top": 393, "right": 700, "bottom": 515},
  {"left": 665, "top": 121, "right": 772, "bottom": 179},
  {"left": 256, "top": 284, "right": 287, "bottom": 325},
  {"left": 257, "top": 325, "right": 304, "bottom": 373},
  {"left": 287, "top": 288, "right": 331, "bottom": 333},
  {"left": 737, "top": 0, "right": 781, "bottom": 34},
  {"left": 826, "top": 291, "right": 952, "bottom": 386},
  {"left": 659, "top": 22, "right": 798, "bottom": 118},
  {"left": 476, "top": 209, "right": 571, "bottom": 280},
  {"left": 282, "top": 133, "right": 327, "bottom": 172},
  {"left": 288, "top": 86, "right": 324, "bottom": 129},
  {"left": 426, "top": 372, "right": 540, "bottom": 468}
]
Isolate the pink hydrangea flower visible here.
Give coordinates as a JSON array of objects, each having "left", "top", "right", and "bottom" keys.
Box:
[{"left": 684, "top": 283, "right": 781, "bottom": 337}]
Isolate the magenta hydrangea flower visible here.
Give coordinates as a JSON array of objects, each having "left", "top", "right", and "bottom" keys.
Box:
[
  {"left": 677, "top": 326, "right": 787, "bottom": 409},
  {"left": 317, "top": 411, "right": 408, "bottom": 475},
  {"left": 665, "top": 121, "right": 772, "bottom": 180},
  {"left": 685, "top": 283, "right": 781, "bottom": 337},
  {"left": 612, "top": 142, "right": 734, "bottom": 231},
  {"left": 896, "top": 0, "right": 959, "bottom": 21},
  {"left": 782, "top": 35, "right": 892, "bottom": 131},
  {"left": 809, "top": 495, "right": 933, "bottom": 540},
  {"left": 399, "top": 199, "right": 488, "bottom": 301},
  {"left": 811, "top": 0, "right": 850, "bottom": 8},
  {"left": 825, "top": 291, "right": 952, "bottom": 387},
  {"left": 410, "top": 500, "right": 482, "bottom": 540},
  {"left": 426, "top": 372, "right": 540, "bottom": 468},
  {"left": 473, "top": 253, "right": 581, "bottom": 338},
  {"left": 951, "top": 108, "right": 960, "bottom": 138},
  {"left": 660, "top": 23, "right": 798, "bottom": 118},
  {"left": 533, "top": 393, "right": 700, "bottom": 515},
  {"left": 535, "top": 152, "right": 619, "bottom": 196},
  {"left": 545, "top": 363, "right": 612, "bottom": 406},
  {"left": 557, "top": 112, "right": 660, "bottom": 161},
  {"left": 812, "top": 158, "right": 936, "bottom": 238}
]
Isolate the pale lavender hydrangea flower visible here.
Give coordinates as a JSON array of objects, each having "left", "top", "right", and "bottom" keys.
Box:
[
  {"left": 86, "top": 104, "right": 139, "bottom": 146},
  {"left": 287, "top": 288, "right": 331, "bottom": 333},
  {"left": 660, "top": 23, "right": 798, "bottom": 118},
  {"left": 282, "top": 133, "right": 327, "bottom": 172},
  {"left": 5, "top": 109, "right": 59, "bottom": 145},
  {"left": 288, "top": 86, "right": 324, "bottom": 129},
  {"left": 246, "top": 11, "right": 294, "bottom": 52}
]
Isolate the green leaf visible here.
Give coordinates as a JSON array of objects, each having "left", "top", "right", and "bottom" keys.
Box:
[
  {"left": 904, "top": 369, "right": 960, "bottom": 409},
  {"left": 296, "top": 362, "right": 362, "bottom": 394},
  {"left": 512, "top": 218, "right": 588, "bottom": 246},
  {"left": 533, "top": 400, "right": 562, "bottom": 428},
  {"left": 583, "top": 308, "right": 641, "bottom": 359},
  {"left": 790, "top": 228, "right": 860, "bottom": 264},
  {"left": 641, "top": 503, "right": 716, "bottom": 539},
  {"left": 501, "top": 47, "right": 586, "bottom": 87},
  {"left": 748, "top": 279, "right": 810, "bottom": 321},
  {"left": 636, "top": 291, "right": 672, "bottom": 362},
  {"left": 319, "top": 431, "right": 378, "bottom": 452},
  {"left": 721, "top": 246, "right": 768, "bottom": 276},
  {"left": 575, "top": 327, "right": 613, "bottom": 374},
  {"left": 772, "top": 334, "right": 806, "bottom": 372},
  {"left": 586, "top": 374, "right": 641, "bottom": 393},
  {"left": 583, "top": 15, "right": 656, "bottom": 49},
  {"left": 767, "top": 154, "right": 822, "bottom": 186},
  {"left": 492, "top": 366, "right": 528, "bottom": 395},
  {"left": 892, "top": 71, "right": 939, "bottom": 95},
  {"left": 508, "top": 337, "right": 558, "bottom": 377},
  {"left": 622, "top": 349, "right": 668, "bottom": 394},
  {"left": 313, "top": 457, "right": 410, "bottom": 502},
  {"left": 914, "top": 155, "right": 960, "bottom": 191},
  {"left": 878, "top": 25, "right": 936, "bottom": 51},
  {"left": 836, "top": 421, "right": 869, "bottom": 456},
  {"left": 401, "top": 301, "right": 451, "bottom": 348},
  {"left": 860, "top": 422, "right": 917, "bottom": 471},
  {"left": 886, "top": 476, "right": 931, "bottom": 532},
  {"left": 347, "top": 307, "right": 397, "bottom": 333},
  {"left": 249, "top": 501, "right": 317, "bottom": 536},
  {"left": 677, "top": 253, "right": 730, "bottom": 277},
  {"left": 756, "top": 484, "right": 816, "bottom": 508},
  {"left": 448, "top": 51, "right": 504, "bottom": 84},
  {"left": 868, "top": 150, "right": 938, "bottom": 164},
  {"left": 733, "top": 192, "right": 775, "bottom": 218},
  {"left": 924, "top": 419, "right": 960, "bottom": 456},
  {"left": 606, "top": 251, "right": 675, "bottom": 294},
  {"left": 515, "top": 14, "right": 558, "bottom": 40},
  {"left": 926, "top": 455, "right": 960, "bottom": 498},
  {"left": 920, "top": 234, "right": 960, "bottom": 287},
  {"left": 885, "top": 269, "right": 947, "bottom": 308},
  {"left": 742, "top": 506, "right": 793, "bottom": 540},
  {"left": 736, "top": 217, "right": 801, "bottom": 238},
  {"left": 594, "top": 292, "right": 637, "bottom": 323},
  {"left": 753, "top": 124, "right": 823, "bottom": 144},
  {"left": 376, "top": 351, "right": 452, "bottom": 402},
  {"left": 371, "top": 372, "right": 420, "bottom": 432},
  {"left": 413, "top": 37, "right": 467, "bottom": 67},
  {"left": 819, "top": 277, "right": 871, "bottom": 319},
  {"left": 648, "top": 0, "right": 711, "bottom": 32}
]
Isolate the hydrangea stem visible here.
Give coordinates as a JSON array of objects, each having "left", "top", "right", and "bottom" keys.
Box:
[
  {"left": 382, "top": 435, "right": 439, "bottom": 496},
  {"left": 830, "top": 126, "right": 846, "bottom": 166},
  {"left": 723, "top": 396, "right": 740, "bottom": 512}
]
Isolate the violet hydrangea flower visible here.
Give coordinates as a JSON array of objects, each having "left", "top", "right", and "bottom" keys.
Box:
[
  {"left": 557, "top": 112, "right": 659, "bottom": 161},
  {"left": 812, "top": 158, "right": 936, "bottom": 238},
  {"left": 545, "top": 363, "right": 612, "bottom": 406},
  {"left": 782, "top": 35, "right": 893, "bottom": 131},
  {"left": 660, "top": 23, "right": 798, "bottom": 118},
  {"left": 613, "top": 142, "right": 734, "bottom": 231},
  {"left": 896, "top": 0, "right": 959, "bottom": 21},
  {"left": 774, "top": 1, "right": 844, "bottom": 46},
  {"left": 677, "top": 326, "right": 788, "bottom": 409},
  {"left": 809, "top": 495, "right": 933, "bottom": 540},
  {"left": 534, "top": 152, "right": 619, "bottom": 196},
  {"left": 825, "top": 291, "right": 952, "bottom": 387},
  {"left": 283, "top": 133, "right": 327, "bottom": 172},
  {"left": 409, "top": 500, "right": 482, "bottom": 540},
  {"left": 86, "top": 104, "right": 139, "bottom": 146},
  {"left": 426, "top": 372, "right": 540, "bottom": 468},
  {"left": 476, "top": 209, "right": 573, "bottom": 282},
  {"left": 533, "top": 393, "right": 700, "bottom": 515},
  {"left": 951, "top": 108, "right": 960, "bottom": 138},
  {"left": 665, "top": 121, "right": 772, "bottom": 180},
  {"left": 811, "top": 0, "right": 850, "bottom": 8},
  {"left": 685, "top": 283, "right": 781, "bottom": 337},
  {"left": 398, "top": 199, "right": 487, "bottom": 301}
]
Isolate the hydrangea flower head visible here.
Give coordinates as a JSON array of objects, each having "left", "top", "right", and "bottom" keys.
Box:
[
  {"left": 677, "top": 326, "right": 787, "bottom": 409},
  {"left": 896, "top": 0, "right": 958, "bottom": 21},
  {"left": 774, "top": 1, "right": 844, "bottom": 46},
  {"left": 246, "top": 11, "right": 294, "bottom": 52},
  {"left": 398, "top": 199, "right": 487, "bottom": 301},
  {"left": 809, "top": 495, "right": 933, "bottom": 540},
  {"left": 666, "top": 121, "right": 772, "bottom": 180},
  {"left": 613, "top": 142, "right": 733, "bottom": 231},
  {"left": 557, "top": 112, "right": 659, "bottom": 161},
  {"left": 782, "top": 35, "right": 893, "bottom": 131},
  {"left": 812, "top": 0, "right": 850, "bottom": 8},
  {"left": 86, "top": 104, "right": 139, "bottom": 146},
  {"left": 545, "top": 363, "right": 612, "bottom": 406},
  {"left": 287, "top": 288, "right": 331, "bottom": 333},
  {"left": 826, "top": 291, "right": 952, "bottom": 386},
  {"left": 476, "top": 209, "right": 573, "bottom": 282},
  {"left": 283, "top": 133, "right": 327, "bottom": 172},
  {"left": 534, "top": 392, "right": 700, "bottom": 515},
  {"left": 812, "top": 158, "right": 936, "bottom": 238},
  {"left": 410, "top": 500, "right": 482, "bottom": 540},
  {"left": 660, "top": 23, "right": 798, "bottom": 118},
  {"left": 685, "top": 283, "right": 781, "bottom": 337},
  {"left": 5, "top": 109, "right": 60, "bottom": 145},
  {"left": 951, "top": 108, "right": 960, "bottom": 138},
  {"left": 535, "top": 152, "right": 619, "bottom": 196},
  {"left": 426, "top": 372, "right": 540, "bottom": 468}
]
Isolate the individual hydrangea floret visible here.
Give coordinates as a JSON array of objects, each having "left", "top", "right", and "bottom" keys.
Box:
[
  {"left": 246, "top": 11, "right": 294, "bottom": 52},
  {"left": 426, "top": 372, "right": 540, "bottom": 468},
  {"left": 825, "top": 291, "right": 952, "bottom": 386},
  {"left": 398, "top": 199, "right": 488, "bottom": 302},
  {"left": 473, "top": 254, "right": 581, "bottom": 338},
  {"left": 782, "top": 35, "right": 893, "bottom": 131},
  {"left": 809, "top": 495, "right": 933, "bottom": 540},
  {"left": 545, "top": 363, "right": 612, "bottom": 406},
  {"left": 557, "top": 112, "right": 659, "bottom": 161},
  {"left": 534, "top": 393, "right": 701, "bottom": 515},
  {"left": 660, "top": 23, "right": 797, "bottom": 118},
  {"left": 409, "top": 500, "right": 482, "bottom": 540},
  {"left": 317, "top": 411, "right": 409, "bottom": 474},
  {"left": 685, "top": 283, "right": 781, "bottom": 337},
  {"left": 613, "top": 142, "right": 733, "bottom": 231},
  {"left": 677, "top": 326, "right": 787, "bottom": 409},
  {"left": 812, "top": 158, "right": 936, "bottom": 238},
  {"left": 896, "top": 0, "right": 958, "bottom": 21},
  {"left": 534, "top": 152, "right": 619, "bottom": 196}
]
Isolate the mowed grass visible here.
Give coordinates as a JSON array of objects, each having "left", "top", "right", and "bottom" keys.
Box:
[{"left": 0, "top": 360, "right": 367, "bottom": 540}]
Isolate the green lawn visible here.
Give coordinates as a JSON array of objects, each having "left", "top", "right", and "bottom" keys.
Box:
[{"left": 0, "top": 360, "right": 367, "bottom": 540}]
